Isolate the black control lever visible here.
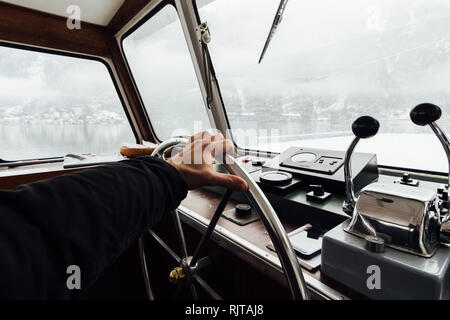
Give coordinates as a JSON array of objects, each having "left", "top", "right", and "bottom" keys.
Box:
[
  {"left": 343, "top": 116, "right": 380, "bottom": 216},
  {"left": 410, "top": 103, "right": 450, "bottom": 222},
  {"left": 410, "top": 103, "right": 442, "bottom": 126}
]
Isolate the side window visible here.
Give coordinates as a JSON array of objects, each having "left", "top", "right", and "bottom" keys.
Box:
[
  {"left": 0, "top": 46, "right": 135, "bottom": 160},
  {"left": 122, "top": 5, "right": 211, "bottom": 141}
]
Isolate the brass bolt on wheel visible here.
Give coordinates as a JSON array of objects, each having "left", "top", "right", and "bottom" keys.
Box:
[{"left": 169, "top": 266, "right": 186, "bottom": 284}]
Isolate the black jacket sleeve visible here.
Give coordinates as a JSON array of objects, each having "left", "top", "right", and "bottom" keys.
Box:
[{"left": 0, "top": 157, "right": 188, "bottom": 299}]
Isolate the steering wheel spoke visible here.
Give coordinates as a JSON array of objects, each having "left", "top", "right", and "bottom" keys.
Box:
[
  {"left": 138, "top": 237, "right": 155, "bottom": 300},
  {"left": 193, "top": 274, "right": 223, "bottom": 300},
  {"left": 148, "top": 229, "right": 181, "bottom": 263},
  {"left": 173, "top": 209, "right": 189, "bottom": 258},
  {"left": 190, "top": 189, "right": 232, "bottom": 267},
  {"left": 189, "top": 283, "right": 198, "bottom": 300}
]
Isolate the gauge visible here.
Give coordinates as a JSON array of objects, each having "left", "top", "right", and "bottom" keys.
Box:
[
  {"left": 260, "top": 171, "right": 293, "bottom": 186},
  {"left": 291, "top": 152, "right": 316, "bottom": 163}
]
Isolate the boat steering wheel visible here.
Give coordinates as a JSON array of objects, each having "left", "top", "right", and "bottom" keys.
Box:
[{"left": 138, "top": 137, "right": 310, "bottom": 300}]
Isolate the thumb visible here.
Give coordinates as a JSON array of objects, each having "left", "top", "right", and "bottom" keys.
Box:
[{"left": 208, "top": 172, "right": 249, "bottom": 192}]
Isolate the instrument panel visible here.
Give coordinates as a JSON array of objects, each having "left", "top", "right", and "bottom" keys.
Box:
[
  {"left": 280, "top": 148, "right": 344, "bottom": 175},
  {"left": 238, "top": 146, "right": 378, "bottom": 196}
]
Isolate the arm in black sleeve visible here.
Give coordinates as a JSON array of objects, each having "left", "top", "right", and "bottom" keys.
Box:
[{"left": 0, "top": 157, "right": 188, "bottom": 299}]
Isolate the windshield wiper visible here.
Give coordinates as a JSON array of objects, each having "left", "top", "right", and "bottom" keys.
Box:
[{"left": 258, "top": 0, "right": 289, "bottom": 64}]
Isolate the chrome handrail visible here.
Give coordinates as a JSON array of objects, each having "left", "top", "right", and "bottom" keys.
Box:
[{"left": 224, "top": 154, "right": 309, "bottom": 300}]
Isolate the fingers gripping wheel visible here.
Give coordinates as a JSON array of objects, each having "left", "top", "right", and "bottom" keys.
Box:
[
  {"left": 139, "top": 138, "right": 310, "bottom": 300},
  {"left": 150, "top": 136, "right": 189, "bottom": 159}
]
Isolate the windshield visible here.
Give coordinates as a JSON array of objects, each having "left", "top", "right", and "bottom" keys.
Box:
[{"left": 197, "top": 0, "right": 450, "bottom": 173}]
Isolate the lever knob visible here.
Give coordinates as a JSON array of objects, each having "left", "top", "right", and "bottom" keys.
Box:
[
  {"left": 352, "top": 116, "right": 380, "bottom": 139},
  {"left": 365, "top": 235, "right": 385, "bottom": 253},
  {"left": 235, "top": 203, "right": 252, "bottom": 217},
  {"left": 402, "top": 172, "right": 412, "bottom": 183},
  {"left": 410, "top": 103, "right": 442, "bottom": 126}
]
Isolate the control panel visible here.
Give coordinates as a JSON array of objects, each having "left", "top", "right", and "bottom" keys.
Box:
[
  {"left": 263, "top": 147, "right": 378, "bottom": 194},
  {"left": 237, "top": 146, "right": 378, "bottom": 196},
  {"left": 280, "top": 148, "right": 344, "bottom": 175}
]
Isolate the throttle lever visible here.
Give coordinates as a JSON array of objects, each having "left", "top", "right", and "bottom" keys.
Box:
[
  {"left": 410, "top": 103, "right": 450, "bottom": 224},
  {"left": 343, "top": 116, "right": 380, "bottom": 216}
]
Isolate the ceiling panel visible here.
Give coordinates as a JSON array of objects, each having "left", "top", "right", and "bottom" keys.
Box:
[{"left": 1, "top": 0, "right": 126, "bottom": 26}]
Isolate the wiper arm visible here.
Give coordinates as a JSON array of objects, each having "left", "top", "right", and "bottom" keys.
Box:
[{"left": 258, "top": 0, "right": 289, "bottom": 64}]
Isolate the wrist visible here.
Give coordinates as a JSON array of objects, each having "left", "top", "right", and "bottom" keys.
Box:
[
  {"left": 167, "top": 158, "right": 179, "bottom": 173},
  {"left": 167, "top": 159, "right": 188, "bottom": 185}
]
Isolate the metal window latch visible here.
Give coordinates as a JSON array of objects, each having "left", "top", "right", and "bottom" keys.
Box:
[
  {"left": 198, "top": 22, "right": 213, "bottom": 108},
  {"left": 198, "top": 22, "right": 211, "bottom": 44}
]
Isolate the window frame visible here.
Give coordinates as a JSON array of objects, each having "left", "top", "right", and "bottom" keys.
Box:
[
  {"left": 190, "top": 0, "right": 275, "bottom": 158},
  {"left": 121, "top": 0, "right": 211, "bottom": 142},
  {"left": 0, "top": 41, "right": 139, "bottom": 162}
]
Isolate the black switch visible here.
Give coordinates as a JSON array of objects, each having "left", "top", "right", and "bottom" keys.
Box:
[
  {"left": 365, "top": 235, "right": 385, "bottom": 253},
  {"left": 438, "top": 184, "right": 449, "bottom": 196},
  {"left": 402, "top": 172, "right": 412, "bottom": 183},
  {"left": 235, "top": 203, "right": 252, "bottom": 217},
  {"left": 395, "top": 172, "right": 420, "bottom": 187},
  {"left": 252, "top": 159, "right": 265, "bottom": 166},
  {"left": 306, "top": 185, "right": 332, "bottom": 203},
  {"left": 310, "top": 184, "right": 325, "bottom": 196}
]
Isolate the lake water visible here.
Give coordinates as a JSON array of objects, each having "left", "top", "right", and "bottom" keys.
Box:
[
  {"left": 0, "top": 123, "right": 136, "bottom": 161},
  {"left": 1, "top": 122, "right": 448, "bottom": 174}
]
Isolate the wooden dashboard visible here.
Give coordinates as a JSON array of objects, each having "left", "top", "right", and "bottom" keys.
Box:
[
  {"left": 0, "top": 162, "right": 82, "bottom": 190},
  {"left": 180, "top": 188, "right": 359, "bottom": 300}
]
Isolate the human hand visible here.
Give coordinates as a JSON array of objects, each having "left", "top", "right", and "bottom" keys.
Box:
[{"left": 167, "top": 132, "right": 248, "bottom": 192}]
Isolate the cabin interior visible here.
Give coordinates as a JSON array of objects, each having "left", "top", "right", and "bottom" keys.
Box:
[{"left": 0, "top": 0, "right": 450, "bottom": 301}]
